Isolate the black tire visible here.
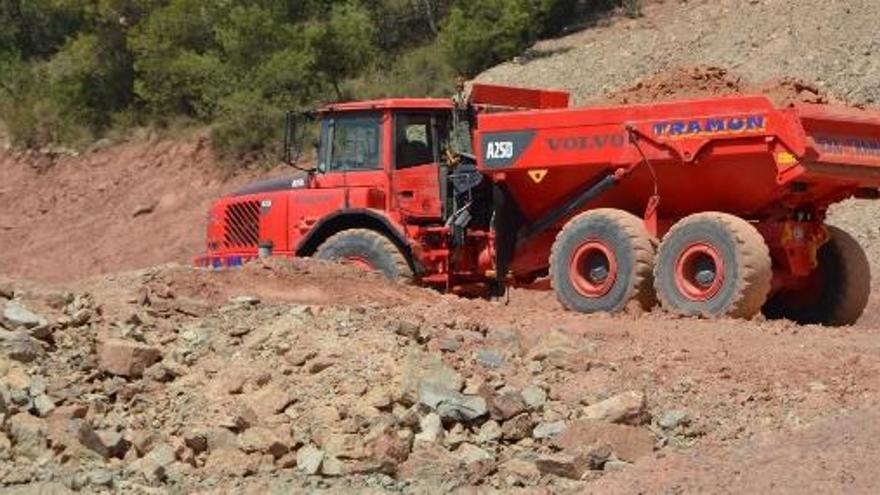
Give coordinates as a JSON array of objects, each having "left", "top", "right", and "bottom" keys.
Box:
[
  {"left": 549, "top": 209, "right": 656, "bottom": 314},
  {"left": 315, "top": 229, "right": 413, "bottom": 282},
  {"left": 654, "top": 212, "right": 772, "bottom": 319},
  {"left": 763, "top": 225, "right": 870, "bottom": 326}
]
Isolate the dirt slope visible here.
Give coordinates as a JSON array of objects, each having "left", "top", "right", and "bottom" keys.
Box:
[
  {"left": 0, "top": 137, "right": 285, "bottom": 283},
  {"left": 478, "top": 0, "right": 880, "bottom": 106}
]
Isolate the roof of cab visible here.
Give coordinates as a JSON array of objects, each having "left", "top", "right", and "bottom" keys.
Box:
[{"left": 317, "top": 98, "right": 453, "bottom": 113}]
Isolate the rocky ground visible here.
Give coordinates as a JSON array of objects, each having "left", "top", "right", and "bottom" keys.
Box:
[{"left": 1, "top": 257, "right": 880, "bottom": 494}]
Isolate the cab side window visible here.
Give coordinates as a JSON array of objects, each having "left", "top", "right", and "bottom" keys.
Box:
[
  {"left": 395, "top": 113, "right": 448, "bottom": 169},
  {"left": 321, "top": 114, "right": 381, "bottom": 172}
]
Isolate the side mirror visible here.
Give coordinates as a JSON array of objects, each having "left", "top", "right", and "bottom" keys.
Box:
[{"left": 283, "top": 111, "right": 298, "bottom": 165}]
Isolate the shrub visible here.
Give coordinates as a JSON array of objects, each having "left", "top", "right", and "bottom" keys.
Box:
[{"left": 210, "top": 90, "right": 283, "bottom": 164}]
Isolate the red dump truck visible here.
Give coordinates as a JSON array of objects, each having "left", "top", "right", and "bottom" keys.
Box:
[{"left": 198, "top": 84, "right": 880, "bottom": 326}]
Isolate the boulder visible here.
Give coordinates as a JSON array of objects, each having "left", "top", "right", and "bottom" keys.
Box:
[
  {"left": 532, "top": 420, "right": 566, "bottom": 439},
  {"left": 535, "top": 443, "right": 611, "bottom": 479},
  {"left": 582, "top": 391, "right": 649, "bottom": 425},
  {"left": 1, "top": 301, "right": 46, "bottom": 329},
  {"left": 418, "top": 383, "right": 487, "bottom": 423},
  {"left": 296, "top": 445, "right": 324, "bottom": 475},
  {"left": 553, "top": 420, "right": 654, "bottom": 463},
  {"left": 414, "top": 412, "right": 443, "bottom": 444},
  {"left": 488, "top": 391, "right": 528, "bottom": 420},
  {"left": 476, "top": 420, "right": 502, "bottom": 444},
  {"left": 0, "top": 329, "right": 44, "bottom": 363},
  {"left": 7, "top": 412, "right": 48, "bottom": 459},
  {"left": 128, "top": 443, "right": 177, "bottom": 482},
  {"left": 97, "top": 339, "right": 162, "bottom": 378},
  {"left": 400, "top": 351, "right": 463, "bottom": 403},
  {"left": 77, "top": 425, "right": 130, "bottom": 459},
  {"left": 521, "top": 385, "right": 547, "bottom": 410},
  {"left": 501, "top": 413, "right": 533, "bottom": 441}
]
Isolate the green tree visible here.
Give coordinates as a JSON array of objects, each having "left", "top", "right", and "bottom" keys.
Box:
[{"left": 310, "top": 1, "right": 378, "bottom": 99}]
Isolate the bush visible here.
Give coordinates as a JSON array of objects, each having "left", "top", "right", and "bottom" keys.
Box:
[
  {"left": 438, "top": 0, "right": 580, "bottom": 77},
  {"left": 210, "top": 90, "right": 284, "bottom": 164}
]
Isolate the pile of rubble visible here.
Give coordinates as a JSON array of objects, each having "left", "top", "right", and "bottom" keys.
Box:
[{"left": 0, "top": 264, "right": 690, "bottom": 493}]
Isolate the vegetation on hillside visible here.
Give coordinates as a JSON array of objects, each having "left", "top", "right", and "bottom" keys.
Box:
[{"left": 0, "top": 0, "right": 637, "bottom": 162}]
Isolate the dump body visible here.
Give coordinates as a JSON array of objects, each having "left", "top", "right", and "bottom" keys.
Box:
[{"left": 475, "top": 96, "right": 880, "bottom": 225}]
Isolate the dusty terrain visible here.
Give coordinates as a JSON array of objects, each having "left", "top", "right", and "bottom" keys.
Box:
[{"left": 1, "top": 257, "right": 880, "bottom": 494}]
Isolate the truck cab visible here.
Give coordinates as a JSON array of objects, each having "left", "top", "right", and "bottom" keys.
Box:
[{"left": 199, "top": 97, "right": 495, "bottom": 292}]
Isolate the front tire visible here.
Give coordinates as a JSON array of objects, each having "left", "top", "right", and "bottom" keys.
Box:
[
  {"left": 763, "top": 225, "right": 870, "bottom": 326},
  {"left": 654, "top": 212, "right": 772, "bottom": 319},
  {"left": 315, "top": 229, "right": 413, "bottom": 282},
  {"left": 549, "top": 209, "right": 656, "bottom": 314}
]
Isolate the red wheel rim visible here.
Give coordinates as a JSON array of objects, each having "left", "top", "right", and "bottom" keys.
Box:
[
  {"left": 675, "top": 243, "right": 725, "bottom": 301},
  {"left": 342, "top": 256, "right": 374, "bottom": 272},
  {"left": 569, "top": 240, "right": 618, "bottom": 298}
]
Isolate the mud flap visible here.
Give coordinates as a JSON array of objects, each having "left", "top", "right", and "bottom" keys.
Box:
[{"left": 491, "top": 183, "right": 526, "bottom": 295}]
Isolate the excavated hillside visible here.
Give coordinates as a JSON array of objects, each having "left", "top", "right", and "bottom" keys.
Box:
[{"left": 2, "top": 1, "right": 880, "bottom": 494}]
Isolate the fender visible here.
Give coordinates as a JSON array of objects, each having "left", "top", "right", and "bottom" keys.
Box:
[{"left": 295, "top": 208, "right": 411, "bottom": 257}]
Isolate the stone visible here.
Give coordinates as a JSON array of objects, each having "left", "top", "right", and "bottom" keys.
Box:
[
  {"left": 658, "top": 410, "right": 690, "bottom": 430},
  {"left": 401, "top": 351, "right": 463, "bottom": 403},
  {"left": 0, "top": 382, "right": 11, "bottom": 415},
  {"left": 502, "top": 457, "right": 541, "bottom": 483},
  {"left": 553, "top": 420, "right": 654, "bottom": 463},
  {"left": 0, "top": 432, "right": 12, "bottom": 461},
  {"left": 370, "top": 431, "right": 411, "bottom": 466},
  {"left": 476, "top": 349, "right": 505, "bottom": 369},
  {"left": 437, "top": 337, "right": 461, "bottom": 352},
  {"left": 532, "top": 420, "right": 566, "bottom": 439},
  {"left": 582, "top": 391, "right": 649, "bottom": 425},
  {"left": 477, "top": 420, "right": 502, "bottom": 444},
  {"left": 86, "top": 469, "right": 114, "bottom": 488},
  {"left": 8, "top": 412, "right": 48, "bottom": 459},
  {"left": 0, "top": 329, "right": 44, "bottom": 363},
  {"left": 535, "top": 443, "right": 611, "bottom": 479},
  {"left": 457, "top": 442, "right": 493, "bottom": 465},
  {"left": 183, "top": 428, "right": 208, "bottom": 454},
  {"left": 78, "top": 425, "right": 130, "bottom": 459},
  {"left": 239, "top": 427, "right": 289, "bottom": 459},
  {"left": 128, "top": 443, "right": 176, "bottom": 482},
  {"left": 502, "top": 413, "right": 533, "bottom": 441},
  {"left": 306, "top": 357, "right": 335, "bottom": 374},
  {"left": 394, "top": 320, "right": 421, "bottom": 339},
  {"left": 0, "top": 285, "right": 12, "bottom": 300},
  {"left": 321, "top": 433, "right": 367, "bottom": 460},
  {"left": 230, "top": 295, "right": 260, "bottom": 306},
  {"left": 528, "top": 328, "right": 598, "bottom": 364},
  {"left": 1, "top": 301, "right": 46, "bottom": 328},
  {"left": 521, "top": 385, "right": 547, "bottom": 410},
  {"left": 97, "top": 339, "right": 162, "bottom": 378},
  {"left": 321, "top": 455, "right": 344, "bottom": 476},
  {"left": 69, "top": 308, "right": 92, "bottom": 327},
  {"left": 248, "top": 384, "right": 297, "bottom": 418},
  {"left": 414, "top": 413, "right": 443, "bottom": 444},
  {"left": 489, "top": 391, "right": 528, "bottom": 421},
  {"left": 131, "top": 430, "right": 160, "bottom": 457},
  {"left": 204, "top": 448, "right": 260, "bottom": 477},
  {"left": 296, "top": 445, "right": 324, "bottom": 475},
  {"left": 419, "top": 383, "right": 488, "bottom": 423},
  {"left": 32, "top": 394, "right": 55, "bottom": 417}
]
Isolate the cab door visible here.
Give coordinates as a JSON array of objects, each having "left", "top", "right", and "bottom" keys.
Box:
[{"left": 390, "top": 112, "right": 449, "bottom": 220}]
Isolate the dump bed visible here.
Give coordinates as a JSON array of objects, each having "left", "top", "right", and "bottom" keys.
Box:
[{"left": 474, "top": 95, "right": 880, "bottom": 222}]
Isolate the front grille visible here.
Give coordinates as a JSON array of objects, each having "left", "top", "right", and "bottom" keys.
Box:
[{"left": 222, "top": 200, "right": 261, "bottom": 248}]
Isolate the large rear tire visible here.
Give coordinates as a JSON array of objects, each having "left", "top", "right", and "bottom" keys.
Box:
[
  {"left": 550, "top": 209, "right": 656, "bottom": 314},
  {"left": 315, "top": 229, "right": 413, "bottom": 282},
  {"left": 654, "top": 212, "right": 772, "bottom": 319},
  {"left": 763, "top": 225, "right": 870, "bottom": 326}
]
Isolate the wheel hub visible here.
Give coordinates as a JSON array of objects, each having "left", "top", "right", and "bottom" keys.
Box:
[
  {"left": 570, "top": 240, "right": 618, "bottom": 298},
  {"left": 675, "top": 243, "right": 725, "bottom": 301}
]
